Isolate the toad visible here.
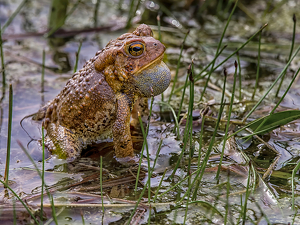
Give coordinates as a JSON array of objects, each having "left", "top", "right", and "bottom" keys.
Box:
[{"left": 34, "top": 24, "right": 171, "bottom": 162}]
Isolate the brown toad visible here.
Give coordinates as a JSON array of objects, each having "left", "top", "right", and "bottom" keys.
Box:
[{"left": 34, "top": 24, "right": 171, "bottom": 162}]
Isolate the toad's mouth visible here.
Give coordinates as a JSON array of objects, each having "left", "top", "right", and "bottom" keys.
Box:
[
  {"left": 133, "top": 59, "right": 171, "bottom": 97},
  {"left": 134, "top": 53, "right": 164, "bottom": 75}
]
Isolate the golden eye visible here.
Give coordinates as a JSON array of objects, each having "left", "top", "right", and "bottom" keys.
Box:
[{"left": 128, "top": 42, "right": 145, "bottom": 56}]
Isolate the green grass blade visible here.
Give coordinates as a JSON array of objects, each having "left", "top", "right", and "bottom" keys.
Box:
[
  {"left": 243, "top": 44, "right": 300, "bottom": 121},
  {"left": 183, "top": 63, "right": 195, "bottom": 224},
  {"left": 242, "top": 163, "right": 252, "bottom": 225},
  {"left": 180, "top": 73, "right": 226, "bottom": 202},
  {"left": 170, "top": 63, "right": 194, "bottom": 179},
  {"left": 4, "top": 84, "right": 13, "bottom": 186},
  {"left": 275, "top": 14, "right": 296, "bottom": 97},
  {"left": 17, "top": 141, "right": 58, "bottom": 225},
  {"left": 174, "top": 44, "right": 227, "bottom": 95},
  {"left": 248, "top": 67, "right": 300, "bottom": 139},
  {"left": 0, "top": 24, "right": 5, "bottom": 87},
  {"left": 236, "top": 51, "right": 242, "bottom": 101},
  {"left": 1, "top": 0, "right": 28, "bottom": 33},
  {"left": 153, "top": 169, "right": 167, "bottom": 203},
  {"left": 200, "top": 0, "right": 238, "bottom": 102},
  {"left": 292, "top": 209, "right": 298, "bottom": 225},
  {"left": 251, "top": 30, "right": 262, "bottom": 100},
  {"left": 41, "top": 50, "right": 45, "bottom": 93},
  {"left": 74, "top": 40, "right": 82, "bottom": 73},
  {"left": 228, "top": 67, "right": 300, "bottom": 141},
  {"left": 13, "top": 197, "right": 16, "bottom": 225},
  {"left": 191, "top": 113, "right": 206, "bottom": 200},
  {"left": 81, "top": 211, "right": 86, "bottom": 225},
  {"left": 289, "top": 14, "right": 297, "bottom": 61},
  {"left": 176, "top": 67, "right": 189, "bottom": 127},
  {"left": 93, "top": 0, "right": 101, "bottom": 27},
  {"left": 151, "top": 139, "right": 163, "bottom": 171},
  {"left": 216, "top": 62, "right": 237, "bottom": 180},
  {"left": 197, "top": 24, "right": 268, "bottom": 82},
  {"left": 292, "top": 160, "right": 300, "bottom": 210},
  {"left": 168, "top": 30, "right": 190, "bottom": 103},
  {"left": 249, "top": 110, "right": 300, "bottom": 135},
  {"left": 158, "top": 164, "right": 204, "bottom": 199},
  {"left": 157, "top": 101, "right": 180, "bottom": 138},
  {"left": 100, "top": 156, "right": 104, "bottom": 213},
  {"left": 254, "top": 200, "right": 271, "bottom": 225},
  {"left": 157, "top": 14, "right": 164, "bottom": 102},
  {"left": 40, "top": 127, "right": 45, "bottom": 223},
  {"left": 138, "top": 113, "right": 151, "bottom": 204},
  {"left": 224, "top": 170, "right": 230, "bottom": 225},
  {"left": 44, "top": 0, "right": 82, "bottom": 38},
  {"left": 188, "top": 65, "right": 194, "bottom": 155},
  {"left": 126, "top": 0, "right": 140, "bottom": 29},
  {"left": 175, "top": 24, "right": 268, "bottom": 96},
  {"left": 134, "top": 95, "right": 154, "bottom": 192},
  {"left": 271, "top": 66, "right": 300, "bottom": 114},
  {"left": 127, "top": 173, "right": 150, "bottom": 224},
  {"left": 0, "top": 179, "right": 39, "bottom": 224},
  {"left": 228, "top": 110, "right": 300, "bottom": 142},
  {"left": 189, "top": 201, "right": 224, "bottom": 219},
  {"left": 157, "top": 14, "right": 162, "bottom": 42}
]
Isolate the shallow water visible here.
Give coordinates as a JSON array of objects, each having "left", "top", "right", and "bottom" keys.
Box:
[{"left": 1, "top": 0, "right": 300, "bottom": 224}]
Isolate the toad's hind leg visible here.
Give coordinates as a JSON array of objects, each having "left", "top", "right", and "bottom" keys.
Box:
[{"left": 46, "top": 123, "right": 83, "bottom": 162}]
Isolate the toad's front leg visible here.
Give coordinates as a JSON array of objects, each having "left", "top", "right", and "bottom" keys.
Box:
[{"left": 113, "top": 93, "right": 135, "bottom": 158}]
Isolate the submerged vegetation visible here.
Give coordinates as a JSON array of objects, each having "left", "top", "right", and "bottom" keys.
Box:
[{"left": 1, "top": 0, "right": 300, "bottom": 224}]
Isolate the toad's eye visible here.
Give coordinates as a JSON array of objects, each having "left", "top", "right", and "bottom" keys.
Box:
[{"left": 128, "top": 42, "right": 145, "bottom": 56}]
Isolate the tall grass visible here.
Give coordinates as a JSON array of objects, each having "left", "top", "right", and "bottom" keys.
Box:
[
  {"left": 41, "top": 50, "right": 45, "bottom": 93},
  {"left": 1, "top": 0, "right": 28, "bottom": 33},
  {"left": 243, "top": 44, "right": 300, "bottom": 121},
  {"left": 251, "top": 30, "right": 262, "bottom": 100},
  {"left": 168, "top": 30, "right": 190, "bottom": 103},
  {"left": 175, "top": 24, "right": 268, "bottom": 95},
  {"left": 44, "top": 0, "right": 82, "bottom": 38},
  {"left": 134, "top": 96, "right": 154, "bottom": 192},
  {"left": 191, "top": 109, "right": 206, "bottom": 200},
  {"left": 74, "top": 41, "right": 82, "bottom": 73},
  {"left": 4, "top": 84, "right": 13, "bottom": 186},
  {"left": 0, "top": 24, "right": 5, "bottom": 87},
  {"left": 138, "top": 113, "right": 151, "bottom": 198},
  {"left": 93, "top": 0, "right": 101, "bottom": 27},
  {"left": 170, "top": 62, "right": 194, "bottom": 179},
  {"left": 100, "top": 156, "right": 104, "bottom": 213},
  {"left": 236, "top": 51, "right": 242, "bottom": 101},
  {"left": 157, "top": 14, "right": 164, "bottom": 102},
  {"left": 176, "top": 65, "right": 190, "bottom": 129},
  {"left": 17, "top": 141, "right": 58, "bottom": 225},
  {"left": 183, "top": 62, "right": 195, "bottom": 224},
  {"left": 224, "top": 170, "right": 230, "bottom": 225},
  {"left": 178, "top": 69, "right": 227, "bottom": 203},
  {"left": 40, "top": 127, "right": 45, "bottom": 223},
  {"left": 276, "top": 14, "right": 296, "bottom": 97},
  {"left": 242, "top": 162, "right": 252, "bottom": 225},
  {"left": 126, "top": 0, "right": 141, "bottom": 29},
  {"left": 13, "top": 197, "right": 17, "bottom": 225},
  {"left": 0, "top": 179, "right": 39, "bottom": 224},
  {"left": 200, "top": 0, "right": 239, "bottom": 102},
  {"left": 216, "top": 61, "right": 238, "bottom": 180}
]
